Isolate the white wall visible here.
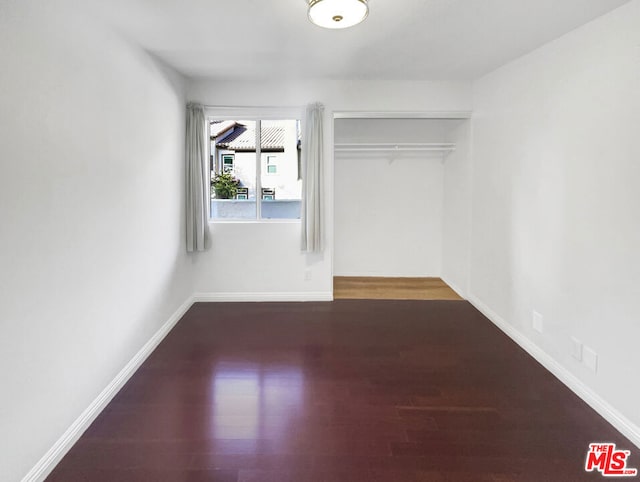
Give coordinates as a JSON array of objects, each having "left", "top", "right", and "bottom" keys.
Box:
[
  {"left": 470, "top": 0, "right": 640, "bottom": 443},
  {"left": 442, "top": 120, "right": 472, "bottom": 295},
  {"left": 334, "top": 156, "right": 444, "bottom": 277},
  {"left": 188, "top": 80, "right": 473, "bottom": 296},
  {"left": 333, "top": 118, "right": 463, "bottom": 144},
  {"left": 0, "top": 2, "right": 192, "bottom": 480}
]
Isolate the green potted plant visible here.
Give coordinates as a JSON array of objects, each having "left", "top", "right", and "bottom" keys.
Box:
[{"left": 211, "top": 171, "right": 240, "bottom": 199}]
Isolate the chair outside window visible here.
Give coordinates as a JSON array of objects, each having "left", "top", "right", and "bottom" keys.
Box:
[
  {"left": 261, "top": 188, "right": 275, "bottom": 200},
  {"left": 236, "top": 187, "right": 248, "bottom": 200}
]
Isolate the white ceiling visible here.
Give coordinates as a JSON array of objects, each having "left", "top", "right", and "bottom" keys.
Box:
[{"left": 82, "top": 0, "right": 630, "bottom": 81}]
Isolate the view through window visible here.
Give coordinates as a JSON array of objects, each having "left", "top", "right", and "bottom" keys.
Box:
[{"left": 210, "top": 119, "right": 302, "bottom": 220}]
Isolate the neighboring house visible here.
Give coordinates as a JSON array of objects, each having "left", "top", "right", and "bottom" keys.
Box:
[{"left": 210, "top": 120, "right": 301, "bottom": 201}]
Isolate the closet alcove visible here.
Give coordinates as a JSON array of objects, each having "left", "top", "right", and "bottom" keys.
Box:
[{"left": 333, "top": 115, "right": 471, "bottom": 300}]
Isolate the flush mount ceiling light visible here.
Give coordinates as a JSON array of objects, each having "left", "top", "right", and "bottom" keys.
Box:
[{"left": 308, "top": 0, "right": 369, "bottom": 29}]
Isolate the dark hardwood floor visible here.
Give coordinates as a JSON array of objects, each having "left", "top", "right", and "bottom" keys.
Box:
[{"left": 47, "top": 301, "right": 636, "bottom": 481}]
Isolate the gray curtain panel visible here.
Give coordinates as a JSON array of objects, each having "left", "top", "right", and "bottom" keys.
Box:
[
  {"left": 185, "top": 103, "right": 211, "bottom": 252},
  {"left": 301, "top": 102, "right": 324, "bottom": 253}
]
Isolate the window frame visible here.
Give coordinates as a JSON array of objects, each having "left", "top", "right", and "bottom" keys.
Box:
[{"left": 206, "top": 106, "right": 304, "bottom": 224}]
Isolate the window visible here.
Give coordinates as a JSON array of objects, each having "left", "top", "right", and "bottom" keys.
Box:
[
  {"left": 221, "top": 154, "right": 234, "bottom": 173},
  {"left": 209, "top": 118, "right": 302, "bottom": 220},
  {"left": 266, "top": 156, "right": 277, "bottom": 174}
]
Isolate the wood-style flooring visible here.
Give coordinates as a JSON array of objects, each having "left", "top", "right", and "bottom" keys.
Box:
[
  {"left": 47, "top": 301, "right": 635, "bottom": 481},
  {"left": 334, "top": 277, "right": 463, "bottom": 300}
]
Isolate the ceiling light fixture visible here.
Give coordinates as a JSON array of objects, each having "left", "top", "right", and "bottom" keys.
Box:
[{"left": 308, "top": 0, "right": 369, "bottom": 29}]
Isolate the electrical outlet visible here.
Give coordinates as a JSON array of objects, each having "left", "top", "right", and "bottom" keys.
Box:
[
  {"left": 583, "top": 346, "right": 598, "bottom": 373},
  {"left": 532, "top": 311, "right": 543, "bottom": 333},
  {"left": 304, "top": 269, "right": 312, "bottom": 281},
  {"left": 570, "top": 337, "right": 583, "bottom": 361}
]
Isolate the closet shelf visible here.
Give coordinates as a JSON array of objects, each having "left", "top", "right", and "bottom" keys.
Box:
[{"left": 334, "top": 142, "right": 456, "bottom": 153}]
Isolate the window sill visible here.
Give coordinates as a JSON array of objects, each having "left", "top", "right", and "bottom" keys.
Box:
[{"left": 209, "top": 219, "right": 301, "bottom": 225}]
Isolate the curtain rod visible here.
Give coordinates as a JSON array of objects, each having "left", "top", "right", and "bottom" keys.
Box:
[{"left": 202, "top": 104, "right": 305, "bottom": 110}]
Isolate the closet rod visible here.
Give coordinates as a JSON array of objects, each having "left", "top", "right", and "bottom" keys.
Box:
[
  {"left": 335, "top": 147, "right": 456, "bottom": 152},
  {"left": 335, "top": 142, "right": 456, "bottom": 152}
]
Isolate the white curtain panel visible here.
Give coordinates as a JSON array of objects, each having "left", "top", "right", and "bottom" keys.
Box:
[
  {"left": 301, "top": 102, "right": 324, "bottom": 253},
  {"left": 185, "top": 103, "right": 211, "bottom": 252}
]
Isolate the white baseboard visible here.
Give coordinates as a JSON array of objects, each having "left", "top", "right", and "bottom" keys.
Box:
[
  {"left": 31, "top": 289, "right": 638, "bottom": 482},
  {"left": 441, "top": 275, "right": 466, "bottom": 299},
  {"left": 193, "top": 291, "right": 333, "bottom": 302},
  {"left": 22, "top": 295, "right": 196, "bottom": 482},
  {"left": 467, "top": 292, "right": 640, "bottom": 450}
]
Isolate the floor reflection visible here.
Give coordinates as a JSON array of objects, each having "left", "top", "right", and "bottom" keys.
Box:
[{"left": 210, "top": 362, "right": 304, "bottom": 449}]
